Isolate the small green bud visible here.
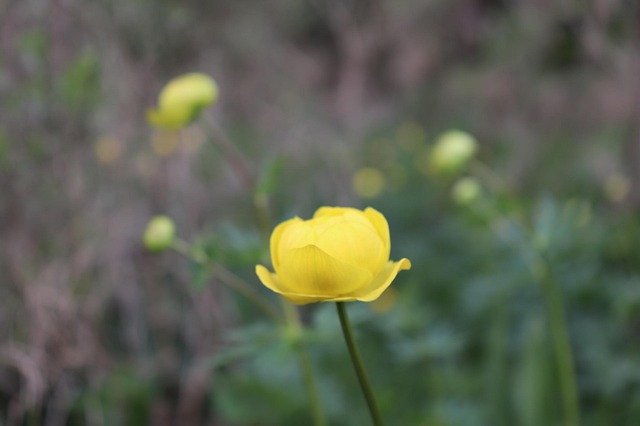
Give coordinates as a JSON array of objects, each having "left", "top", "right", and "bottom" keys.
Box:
[
  {"left": 452, "top": 177, "right": 482, "bottom": 205},
  {"left": 143, "top": 215, "right": 176, "bottom": 252},
  {"left": 429, "top": 130, "right": 478, "bottom": 174}
]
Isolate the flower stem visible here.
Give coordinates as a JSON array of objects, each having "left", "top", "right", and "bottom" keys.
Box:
[
  {"left": 280, "top": 299, "right": 326, "bottom": 426},
  {"left": 536, "top": 261, "right": 580, "bottom": 426},
  {"left": 171, "top": 239, "right": 281, "bottom": 322},
  {"left": 335, "top": 302, "right": 383, "bottom": 426}
]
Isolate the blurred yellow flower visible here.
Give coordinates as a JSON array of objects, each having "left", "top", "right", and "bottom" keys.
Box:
[
  {"left": 604, "top": 173, "right": 630, "bottom": 203},
  {"left": 143, "top": 215, "right": 176, "bottom": 252},
  {"left": 452, "top": 177, "right": 482, "bottom": 205},
  {"left": 95, "top": 135, "right": 123, "bottom": 165},
  {"left": 352, "top": 167, "right": 386, "bottom": 199},
  {"left": 151, "top": 130, "right": 180, "bottom": 157},
  {"left": 428, "top": 130, "right": 478, "bottom": 174},
  {"left": 256, "top": 207, "right": 411, "bottom": 304},
  {"left": 147, "top": 73, "right": 218, "bottom": 130}
]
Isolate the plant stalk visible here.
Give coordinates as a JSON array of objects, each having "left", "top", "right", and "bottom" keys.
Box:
[
  {"left": 537, "top": 261, "right": 580, "bottom": 426},
  {"left": 336, "top": 302, "right": 383, "bottom": 426},
  {"left": 281, "top": 299, "right": 326, "bottom": 426},
  {"left": 171, "top": 240, "right": 281, "bottom": 322}
]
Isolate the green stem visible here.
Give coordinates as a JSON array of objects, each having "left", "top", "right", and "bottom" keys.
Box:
[
  {"left": 203, "top": 121, "right": 255, "bottom": 190},
  {"left": 201, "top": 121, "right": 325, "bottom": 424},
  {"left": 536, "top": 260, "right": 580, "bottom": 426},
  {"left": 470, "top": 159, "right": 509, "bottom": 195},
  {"left": 336, "top": 302, "right": 383, "bottom": 426},
  {"left": 171, "top": 240, "right": 281, "bottom": 322},
  {"left": 281, "top": 299, "right": 326, "bottom": 426}
]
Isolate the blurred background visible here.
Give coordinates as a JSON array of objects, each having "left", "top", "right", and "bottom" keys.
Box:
[{"left": 2, "top": 0, "right": 640, "bottom": 424}]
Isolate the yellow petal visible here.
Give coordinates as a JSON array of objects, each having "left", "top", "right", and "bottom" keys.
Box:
[
  {"left": 255, "top": 265, "right": 358, "bottom": 305},
  {"left": 276, "top": 219, "right": 315, "bottom": 266},
  {"left": 313, "top": 206, "right": 362, "bottom": 219},
  {"left": 270, "top": 217, "right": 301, "bottom": 269},
  {"left": 278, "top": 244, "right": 373, "bottom": 296},
  {"left": 347, "top": 258, "right": 411, "bottom": 302},
  {"left": 363, "top": 207, "right": 390, "bottom": 254},
  {"left": 159, "top": 73, "right": 218, "bottom": 111},
  {"left": 146, "top": 105, "right": 191, "bottom": 130},
  {"left": 313, "top": 215, "right": 386, "bottom": 275},
  {"left": 256, "top": 264, "right": 285, "bottom": 294}
]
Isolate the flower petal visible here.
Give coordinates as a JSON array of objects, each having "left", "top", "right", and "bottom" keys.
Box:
[
  {"left": 346, "top": 258, "right": 411, "bottom": 302},
  {"left": 278, "top": 244, "right": 373, "bottom": 296},
  {"left": 256, "top": 264, "right": 286, "bottom": 294},
  {"left": 256, "top": 265, "right": 359, "bottom": 304},
  {"left": 313, "top": 206, "right": 362, "bottom": 219},
  {"left": 275, "top": 219, "right": 316, "bottom": 268},
  {"left": 270, "top": 217, "right": 301, "bottom": 269},
  {"left": 313, "top": 217, "right": 385, "bottom": 275},
  {"left": 363, "top": 207, "right": 390, "bottom": 250}
]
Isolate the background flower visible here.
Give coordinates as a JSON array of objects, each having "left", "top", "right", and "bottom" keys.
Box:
[{"left": 147, "top": 73, "right": 218, "bottom": 130}]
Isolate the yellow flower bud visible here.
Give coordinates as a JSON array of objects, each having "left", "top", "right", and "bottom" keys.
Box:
[
  {"left": 143, "top": 215, "right": 176, "bottom": 252},
  {"left": 256, "top": 207, "right": 411, "bottom": 304},
  {"left": 352, "top": 167, "right": 386, "bottom": 199},
  {"left": 147, "top": 73, "right": 218, "bottom": 130},
  {"left": 429, "top": 130, "right": 478, "bottom": 174},
  {"left": 452, "top": 177, "right": 482, "bottom": 205}
]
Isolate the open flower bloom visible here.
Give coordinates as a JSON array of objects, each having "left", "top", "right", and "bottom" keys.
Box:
[
  {"left": 147, "top": 73, "right": 218, "bottom": 130},
  {"left": 256, "top": 207, "right": 411, "bottom": 304}
]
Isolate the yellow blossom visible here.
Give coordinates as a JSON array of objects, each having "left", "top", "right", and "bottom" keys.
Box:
[
  {"left": 352, "top": 168, "right": 386, "bottom": 199},
  {"left": 147, "top": 73, "right": 218, "bottom": 130},
  {"left": 256, "top": 207, "right": 411, "bottom": 304}
]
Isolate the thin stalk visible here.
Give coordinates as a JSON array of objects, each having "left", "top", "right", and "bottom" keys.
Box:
[
  {"left": 470, "top": 159, "right": 510, "bottom": 195},
  {"left": 281, "top": 299, "right": 326, "bottom": 426},
  {"left": 537, "top": 261, "right": 580, "bottom": 426},
  {"left": 204, "top": 121, "right": 255, "bottom": 190},
  {"left": 200, "top": 120, "right": 325, "bottom": 424},
  {"left": 336, "top": 302, "right": 383, "bottom": 426},
  {"left": 171, "top": 240, "right": 281, "bottom": 322}
]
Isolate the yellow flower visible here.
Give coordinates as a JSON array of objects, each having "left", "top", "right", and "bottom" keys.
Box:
[
  {"left": 429, "top": 130, "right": 478, "bottom": 174},
  {"left": 147, "top": 73, "right": 218, "bottom": 130},
  {"left": 256, "top": 207, "right": 411, "bottom": 304},
  {"left": 143, "top": 215, "right": 176, "bottom": 252},
  {"left": 352, "top": 167, "right": 386, "bottom": 199}
]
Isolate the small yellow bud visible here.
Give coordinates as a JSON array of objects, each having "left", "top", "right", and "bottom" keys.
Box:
[
  {"left": 452, "top": 177, "right": 482, "bottom": 205},
  {"left": 147, "top": 73, "right": 218, "bottom": 130},
  {"left": 352, "top": 167, "right": 386, "bottom": 199},
  {"left": 143, "top": 215, "right": 176, "bottom": 252},
  {"left": 429, "top": 130, "right": 478, "bottom": 174}
]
